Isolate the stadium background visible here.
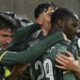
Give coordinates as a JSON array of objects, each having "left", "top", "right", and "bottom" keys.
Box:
[{"left": 0, "top": 0, "right": 80, "bottom": 28}]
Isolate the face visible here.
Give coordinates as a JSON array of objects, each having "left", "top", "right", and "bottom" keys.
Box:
[
  {"left": 0, "top": 28, "right": 13, "bottom": 49},
  {"left": 36, "top": 6, "right": 56, "bottom": 32},
  {"left": 62, "top": 17, "right": 78, "bottom": 40}
]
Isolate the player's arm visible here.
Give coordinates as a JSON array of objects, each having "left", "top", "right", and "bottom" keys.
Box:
[
  {"left": 0, "top": 32, "right": 65, "bottom": 65},
  {"left": 11, "top": 23, "right": 40, "bottom": 45}
]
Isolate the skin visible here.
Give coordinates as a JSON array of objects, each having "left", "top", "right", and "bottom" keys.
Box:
[
  {"left": 59, "top": 17, "right": 78, "bottom": 40},
  {"left": 28, "top": 9, "right": 78, "bottom": 80},
  {"left": 63, "top": 18, "right": 77, "bottom": 40},
  {"left": 35, "top": 6, "right": 55, "bottom": 36},
  {"left": 55, "top": 51, "right": 80, "bottom": 80},
  {"left": 55, "top": 16, "right": 80, "bottom": 79},
  {"left": 0, "top": 28, "right": 13, "bottom": 49},
  {"left": 0, "top": 23, "right": 27, "bottom": 80},
  {"left": 55, "top": 51, "right": 78, "bottom": 71},
  {"left": 11, "top": 6, "right": 56, "bottom": 80},
  {"left": 0, "top": 28, "right": 15, "bottom": 79},
  {"left": 0, "top": 28, "right": 27, "bottom": 80},
  {"left": 9, "top": 9, "right": 79, "bottom": 80}
]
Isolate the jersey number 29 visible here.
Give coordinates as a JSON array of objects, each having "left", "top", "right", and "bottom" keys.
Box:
[{"left": 35, "top": 59, "right": 54, "bottom": 80}]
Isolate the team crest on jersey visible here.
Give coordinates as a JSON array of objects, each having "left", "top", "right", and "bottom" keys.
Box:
[{"left": 47, "top": 46, "right": 55, "bottom": 53}]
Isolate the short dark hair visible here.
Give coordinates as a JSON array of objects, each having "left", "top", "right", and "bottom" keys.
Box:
[
  {"left": 51, "top": 8, "right": 78, "bottom": 25},
  {"left": 0, "top": 14, "right": 17, "bottom": 32},
  {"left": 34, "top": 2, "right": 57, "bottom": 18}
]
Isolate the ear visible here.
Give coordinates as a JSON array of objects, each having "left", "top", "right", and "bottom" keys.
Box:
[
  {"left": 35, "top": 16, "right": 43, "bottom": 25},
  {"left": 57, "top": 19, "right": 64, "bottom": 28}
]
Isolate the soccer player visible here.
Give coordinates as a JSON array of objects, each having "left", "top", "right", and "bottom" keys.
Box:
[
  {"left": 0, "top": 13, "right": 17, "bottom": 80},
  {"left": 29, "top": 8, "right": 78, "bottom": 80},
  {"left": 0, "top": 6, "right": 78, "bottom": 80}
]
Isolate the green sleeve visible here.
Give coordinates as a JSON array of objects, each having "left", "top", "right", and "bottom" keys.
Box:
[
  {"left": 50, "top": 43, "right": 77, "bottom": 80},
  {"left": 49, "top": 43, "right": 68, "bottom": 61},
  {"left": 12, "top": 23, "right": 40, "bottom": 44},
  {"left": 1, "top": 32, "right": 64, "bottom": 65}
]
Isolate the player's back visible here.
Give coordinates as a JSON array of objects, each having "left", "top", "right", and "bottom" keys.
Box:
[{"left": 30, "top": 41, "right": 77, "bottom": 80}]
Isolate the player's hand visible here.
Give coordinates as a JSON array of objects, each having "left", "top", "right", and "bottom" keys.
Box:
[{"left": 55, "top": 51, "right": 79, "bottom": 72}]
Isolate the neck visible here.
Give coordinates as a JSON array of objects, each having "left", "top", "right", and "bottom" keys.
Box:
[
  {"left": 62, "top": 32, "right": 71, "bottom": 42},
  {"left": 41, "top": 27, "right": 49, "bottom": 37},
  {"left": 51, "top": 24, "right": 61, "bottom": 34},
  {"left": 51, "top": 25, "right": 71, "bottom": 42}
]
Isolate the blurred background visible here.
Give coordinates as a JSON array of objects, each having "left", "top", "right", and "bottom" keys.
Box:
[{"left": 0, "top": 0, "right": 80, "bottom": 28}]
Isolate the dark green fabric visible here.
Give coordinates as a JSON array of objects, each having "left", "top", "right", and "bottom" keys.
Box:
[
  {"left": 49, "top": 43, "right": 76, "bottom": 80},
  {"left": 52, "top": 40, "right": 78, "bottom": 80},
  {"left": 30, "top": 39, "right": 77, "bottom": 80},
  {"left": 1, "top": 32, "right": 65, "bottom": 65},
  {"left": 30, "top": 42, "right": 68, "bottom": 80},
  {"left": 71, "top": 37, "right": 80, "bottom": 57},
  {"left": 63, "top": 72, "right": 76, "bottom": 80},
  {"left": 9, "top": 23, "right": 40, "bottom": 46}
]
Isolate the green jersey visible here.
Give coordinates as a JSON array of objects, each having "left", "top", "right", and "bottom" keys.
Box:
[
  {"left": 0, "top": 32, "right": 65, "bottom": 65},
  {"left": 30, "top": 33, "right": 78, "bottom": 80},
  {"left": 71, "top": 36, "right": 80, "bottom": 57},
  {"left": 0, "top": 31, "right": 78, "bottom": 80},
  {"left": 9, "top": 23, "right": 40, "bottom": 47}
]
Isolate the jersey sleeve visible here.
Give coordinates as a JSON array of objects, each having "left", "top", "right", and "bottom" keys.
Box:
[
  {"left": 10, "top": 23, "right": 40, "bottom": 46},
  {"left": 49, "top": 42, "right": 77, "bottom": 80},
  {"left": 48, "top": 43, "right": 68, "bottom": 61},
  {"left": 0, "top": 32, "right": 64, "bottom": 65}
]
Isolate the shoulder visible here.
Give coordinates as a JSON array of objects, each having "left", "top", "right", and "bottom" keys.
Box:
[
  {"left": 49, "top": 41, "right": 69, "bottom": 53},
  {"left": 46, "top": 41, "right": 70, "bottom": 59}
]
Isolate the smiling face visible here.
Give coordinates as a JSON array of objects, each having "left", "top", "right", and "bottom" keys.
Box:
[{"left": 0, "top": 28, "right": 13, "bottom": 49}]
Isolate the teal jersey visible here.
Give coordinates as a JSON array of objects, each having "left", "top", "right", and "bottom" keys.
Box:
[
  {"left": 30, "top": 41, "right": 77, "bottom": 80},
  {"left": 0, "top": 32, "right": 65, "bottom": 65}
]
